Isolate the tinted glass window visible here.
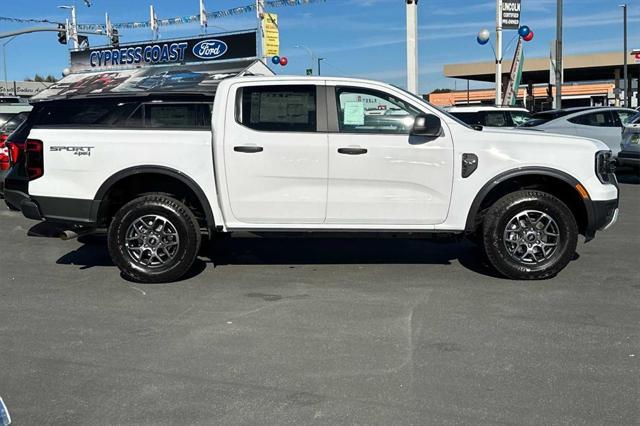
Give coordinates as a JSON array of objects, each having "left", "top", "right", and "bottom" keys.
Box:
[
  {"left": 510, "top": 111, "right": 531, "bottom": 126},
  {"left": 0, "top": 97, "right": 20, "bottom": 104},
  {"left": 482, "top": 111, "right": 510, "bottom": 127},
  {"left": 144, "top": 103, "right": 211, "bottom": 129},
  {"left": 34, "top": 101, "right": 131, "bottom": 126},
  {"left": 630, "top": 113, "right": 640, "bottom": 125},
  {"left": 0, "top": 112, "right": 29, "bottom": 133},
  {"left": 239, "top": 86, "right": 317, "bottom": 132},
  {"left": 451, "top": 112, "right": 480, "bottom": 125},
  {"left": 336, "top": 87, "right": 420, "bottom": 134},
  {"left": 616, "top": 110, "right": 635, "bottom": 125},
  {"left": 568, "top": 111, "right": 615, "bottom": 127}
]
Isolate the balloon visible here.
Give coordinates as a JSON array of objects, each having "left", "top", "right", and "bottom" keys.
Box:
[
  {"left": 477, "top": 29, "right": 490, "bottom": 45},
  {"left": 523, "top": 31, "right": 534, "bottom": 42},
  {"left": 518, "top": 25, "right": 531, "bottom": 37},
  {"left": 271, "top": 56, "right": 280, "bottom": 65},
  {"left": 279, "top": 56, "right": 288, "bottom": 66}
]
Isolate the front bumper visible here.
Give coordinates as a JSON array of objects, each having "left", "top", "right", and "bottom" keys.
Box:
[{"left": 584, "top": 198, "right": 619, "bottom": 241}]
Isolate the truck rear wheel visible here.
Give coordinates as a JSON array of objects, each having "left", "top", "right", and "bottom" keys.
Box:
[
  {"left": 108, "top": 194, "right": 201, "bottom": 283},
  {"left": 482, "top": 190, "right": 578, "bottom": 280}
]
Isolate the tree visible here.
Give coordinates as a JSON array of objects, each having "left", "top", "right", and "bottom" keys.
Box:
[
  {"left": 430, "top": 88, "right": 453, "bottom": 94},
  {"left": 24, "top": 74, "right": 58, "bottom": 83}
]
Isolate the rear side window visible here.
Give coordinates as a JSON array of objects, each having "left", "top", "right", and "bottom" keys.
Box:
[
  {"left": 238, "top": 85, "right": 317, "bottom": 132},
  {"left": 33, "top": 101, "right": 134, "bottom": 126},
  {"left": 144, "top": 103, "right": 211, "bottom": 129},
  {"left": 568, "top": 111, "right": 615, "bottom": 127}
]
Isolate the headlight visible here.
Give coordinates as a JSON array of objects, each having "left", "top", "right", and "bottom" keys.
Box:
[{"left": 595, "top": 150, "right": 616, "bottom": 184}]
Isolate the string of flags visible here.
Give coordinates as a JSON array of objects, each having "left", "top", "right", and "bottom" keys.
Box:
[{"left": 0, "top": 0, "right": 323, "bottom": 32}]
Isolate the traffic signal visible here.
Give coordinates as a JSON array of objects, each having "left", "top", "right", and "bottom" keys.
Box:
[
  {"left": 57, "top": 23, "right": 67, "bottom": 45},
  {"left": 110, "top": 28, "right": 119, "bottom": 47}
]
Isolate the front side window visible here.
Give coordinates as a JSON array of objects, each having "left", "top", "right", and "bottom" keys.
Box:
[
  {"left": 238, "top": 85, "right": 317, "bottom": 132},
  {"left": 569, "top": 111, "right": 615, "bottom": 127},
  {"left": 510, "top": 111, "right": 531, "bottom": 126},
  {"left": 336, "top": 87, "right": 420, "bottom": 134},
  {"left": 616, "top": 110, "right": 635, "bottom": 125}
]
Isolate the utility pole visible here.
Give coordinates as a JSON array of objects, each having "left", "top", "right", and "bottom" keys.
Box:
[
  {"left": 495, "top": 0, "right": 503, "bottom": 106},
  {"left": 621, "top": 4, "right": 628, "bottom": 107},
  {"left": 406, "top": 0, "right": 418, "bottom": 94},
  {"left": 317, "top": 57, "right": 325, "bottom": 76},
  {"left": 555, "top": 0, "right": 563, "bottom": 109}
]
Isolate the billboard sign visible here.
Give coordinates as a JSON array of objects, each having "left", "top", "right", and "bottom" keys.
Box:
[
  {"left": 502, "top": 0, "right": 521, "bottom": 30},
  {"left": 70, "top": 31, "right": 257, "bottom": 73}
]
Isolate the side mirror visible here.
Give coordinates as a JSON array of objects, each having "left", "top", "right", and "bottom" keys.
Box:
[{"left": 411, "top": 113, "right": 442, "bottom": 137}]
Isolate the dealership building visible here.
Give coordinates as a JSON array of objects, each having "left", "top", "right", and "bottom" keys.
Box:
[{"left": 430, "top": 51, "right": 640, "bottom": 110}]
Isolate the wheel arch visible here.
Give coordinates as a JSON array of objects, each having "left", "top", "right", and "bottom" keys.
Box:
[
  {"left": 465, "top": 167, "right": 594, "bottom": 238},
  {"left": 92, "top": 166, "right": 216, "bottom": 233}
]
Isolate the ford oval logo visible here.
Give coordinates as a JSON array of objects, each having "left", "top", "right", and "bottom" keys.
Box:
[{"left": 192, "top": 39, "right": 228, "bottom": 60}]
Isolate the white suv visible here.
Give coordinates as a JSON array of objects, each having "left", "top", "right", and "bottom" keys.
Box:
[{"left": 4, "top": 76, "right": 619, "bottom": 282}]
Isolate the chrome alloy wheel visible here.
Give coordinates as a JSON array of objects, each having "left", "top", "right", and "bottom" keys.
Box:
[
  {"left": 125, "top": 215, "right": 180, "bottom": 268},
  {"left": 503, "top": 210, "right": 560, "bottom": 264}
]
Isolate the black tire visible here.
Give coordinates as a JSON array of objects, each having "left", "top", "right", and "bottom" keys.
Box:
[
  {"left": 482, "top": 190, "right": 578, "bottom": 280},
  {"left": 108, "top": 194, "right": 201, "bottom": 283}
]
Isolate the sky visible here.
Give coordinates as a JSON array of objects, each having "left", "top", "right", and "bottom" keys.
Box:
[{"left": 0, "top": 0, "right": 639, "bottom": 94}]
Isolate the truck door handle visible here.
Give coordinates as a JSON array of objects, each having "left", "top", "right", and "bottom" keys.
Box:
[
  {"left": 338, "top": 147, "right": 368, "bottom": 155},
  {"left": 234, "top": 145, "right": 263, "bottom": 153}
]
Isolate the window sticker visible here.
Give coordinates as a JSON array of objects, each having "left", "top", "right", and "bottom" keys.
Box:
[{"left": 343, "top": 101, "right": 365, "bottom": 126}]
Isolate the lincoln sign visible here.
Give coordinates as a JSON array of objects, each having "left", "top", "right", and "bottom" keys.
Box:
[
  {"left": 70, "top": 31, "right": 257, "bottom": 73},
  {"left": 501, "top": 0, "right": 521, "bottom": 30}
]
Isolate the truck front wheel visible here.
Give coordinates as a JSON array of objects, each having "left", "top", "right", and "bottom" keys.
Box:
[
  {"left": 108, "top": 194, "right": 201, "bottom": 283},
  {"left": 482, "top": 190, "right": 578, "bottom": 280}
]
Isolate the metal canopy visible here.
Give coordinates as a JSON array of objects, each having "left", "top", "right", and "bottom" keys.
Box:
[{"left": 444, "top": 51, "right": 639, "bottom": 84}]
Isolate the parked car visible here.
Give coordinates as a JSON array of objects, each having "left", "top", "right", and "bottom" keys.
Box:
[
  {"left": 0, "top": 111, "right": 29, "bottom": 205},
  {"left": 4, "top": 76, "right": 618, "bottom": 282},
  {"left": 521, "top": 107, "right": 637, "bottom": 156},
  {"left": 617, "top": 112, "right": 640, "bottom": 172},
  {"left": 0, "top": 96, "right": 33, "bottom": 115},
  {"left": 448, "top": 106, "right": 532, "bottom": 128}
]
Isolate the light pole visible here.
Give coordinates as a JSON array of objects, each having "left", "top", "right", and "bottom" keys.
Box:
[
  {"left": 294, "top": 44, "right": 315, "bottom": 74},
  {"left": 317, "top": 57, "right": 325, "bottom": 76},
  {"left": 621, "top": 4, "right": 628, "bottom": 107},
  {"left": 2, "top": 36, "right": 17, "bottom": 95},
  {"left": 58, "top": 5, "right": 78, "bottom": 49},
  {"left": 555, "top": 0, "right": 563, "bottom": 109},
  {"left": 495, "top": 0, "right": 503, "bottom": 105}
]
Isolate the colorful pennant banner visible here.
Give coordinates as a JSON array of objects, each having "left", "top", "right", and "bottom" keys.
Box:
[{"left": 0, "top": 0, "right": 324, "bottom": 32}]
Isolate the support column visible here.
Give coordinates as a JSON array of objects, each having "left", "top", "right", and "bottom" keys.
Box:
[{"left": 406, "top": 0, "right": 419, "bottom": 94}]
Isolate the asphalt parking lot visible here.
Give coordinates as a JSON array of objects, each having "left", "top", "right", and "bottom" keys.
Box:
[{"left": 1, "top": 172, "right": 639, "bottom": 425}]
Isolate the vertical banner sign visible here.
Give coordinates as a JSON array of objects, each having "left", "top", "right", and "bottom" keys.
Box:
[
  {"left": 262, "top": 13, "right": 279, "bottom": 57},
  {"left": 503, "top": 36, "right": 524, "bottom": 106},
  {"left": 501, "top": 0, "right": 521, "bottom": 30}
]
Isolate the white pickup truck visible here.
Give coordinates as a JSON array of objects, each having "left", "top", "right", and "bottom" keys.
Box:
[{"left": 4, "top": 76, "right": 619, "bottom": 282}]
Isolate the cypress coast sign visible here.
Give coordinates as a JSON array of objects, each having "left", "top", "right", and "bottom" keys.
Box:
[{"left": 70, "top": 31, "right": 256, "bottom": 72}]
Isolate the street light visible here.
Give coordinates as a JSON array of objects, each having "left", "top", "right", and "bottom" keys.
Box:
[
  {"left": 294, "top": 44, "right": 314, "bottom": 75},
  {"left": 317, "top": 57, "right": 325, "bottom": 76},
  {"left": 2, "top": 36, "right": 17, "bottom": 95},
  {"left": 620, "top": 4, "right": 628, "bottom": 107}
]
